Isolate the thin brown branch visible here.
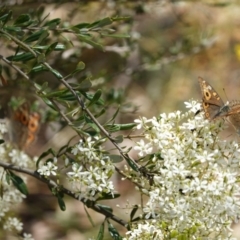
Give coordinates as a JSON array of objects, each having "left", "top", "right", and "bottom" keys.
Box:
[{"left": 0, "top": 161, "right": 129, "bottom": 228}]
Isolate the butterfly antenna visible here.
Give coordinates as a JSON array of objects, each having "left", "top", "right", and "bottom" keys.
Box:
[{"left": 222, "top": 88, "right": 229, "bottom": 102}]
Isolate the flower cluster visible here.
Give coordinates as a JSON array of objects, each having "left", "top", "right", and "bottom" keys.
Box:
[
  {"left": 66, "top": 137, "right": 115, "bottom": 201},
  {"left": 124, "top": 101, "right": 240, "bottom": 239},
  {"left": 0, "top": 120, "right": 35, "bottom": 239}
]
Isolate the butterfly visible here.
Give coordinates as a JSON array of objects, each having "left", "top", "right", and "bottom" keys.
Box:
[
  {"left": 0, "top": 76, "right": 41, "bottom": 149},
  {"left": 198, "top": 76, "right": 240, "bottom": 133}
]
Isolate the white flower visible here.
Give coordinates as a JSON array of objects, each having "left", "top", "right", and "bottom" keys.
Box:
[
  {"left": 23, "top": 233, "right": 34, "bottom": 240},
  {"left": 184, "top": 100, "right": 201, "bottom": 113},
  {"left": 129, "top": 100, "right": 240, "bottom": 239},
  {"left": 37, "top": 161, "right": 58, "bottom": 176},
  {"left": 3, "top": 217, "right": 23, "bottom": 232},
  {"left": 134, "top": 139, "right": 153, "bottom": 157}
]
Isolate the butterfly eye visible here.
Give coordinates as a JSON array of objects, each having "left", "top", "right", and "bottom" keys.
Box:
[
  {"left": 20, "top": 114, "right": 28, "bottom": 125},
  {"left": 14, "top": 110, "right": 28, "bottom": 125},
  {"left": 28, "top": 113, "right": 40, "bottom": 133}
]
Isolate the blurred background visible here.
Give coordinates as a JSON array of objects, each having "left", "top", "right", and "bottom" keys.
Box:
[{"left": 1, "top": 0, "right": 240, "bottom": 239}]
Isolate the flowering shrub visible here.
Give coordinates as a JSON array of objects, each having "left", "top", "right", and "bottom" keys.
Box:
[{"left": 123, "top": 101, "right": 240, "bottom": 240}]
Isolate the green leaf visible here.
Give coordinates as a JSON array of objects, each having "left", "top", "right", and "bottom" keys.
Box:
[
  {"left": 24, "top": 29, "right": 47, "bottom": 43},
  {"left": 130, "top": 205, "right": 138, "bottom": 221},
  {"left": 125, "top": 156, "right": 139, "bottom": 172},
  {"left": 30, "top": 65, "right": 48, "bottom": 73},
  {"left": 70, "top": 80, "right": 92, "bottom": 91},
  {"left": 96, "top": 204, "right": 113, "bottom": 212},
  {"left": 106, "top": 107, "right": 120, "bottom": 124},
  {"left": 32, "top": 44, "right": 65, "bottom": 51},
  {"left": 113, "top": 135, "right": 123, "bottom": 144},
  {"left": 50, "top": 68, "right": 63, "bottom": 79},
  {"left": 88, "top": 123, "right": 100, "bottom": 133},
  {"left": 81, "top": 92, "right": 104, "bottom": 105},
  {"left": 71, "top": 61, "right": 85, "bottom": 75},
  {"left": 84, "top": 205, "right": 95, "bottom": 227},
  {"left": 57, "top": 136, "right": 75, "bottom": 156},
  {"left": 41, "top": 97, "right": 58, "bottom": 109},
  {"left": 96, "top": 222, "right": 105, "bottom": 240},
  {"left": 36, "top": 30, "right": 49, "bottom": 45},
  {"left": 36, "top": 148, "right": 56, "bottom": 168},
  {"left": 0, "top": 11, "right": 12, "bottom": 26},
  {"left": 105, "top": 124, "right": 120, "bottom": 132},
  {"left": 45, "top": 42, "right": 58, "bottom": 56},
  {"left": 94, "top": 108, "right": 105, "bottom": 118},
  {"left": 108, "top": 222, "right": 122, "bottom": 240},
  {"left": 0, "top": 139, "right": 4, "bottom": 144},
  {"left": 7, "top": 52, "right": 35, "bottom": 62},
  {"left": 97, "top": 192, "right": 120, "bottom": 201},
  {"left": 57, "top": 193, "right": 66, "bottom": 211},
  {"left": 108, "top": 154, "right": 123, "bottom": 163},
  {"left": 105, "top": 123, "right": 137, "bottom": 132},
  {"left": 77, "top": 34, "right": 104, "bottom": 51},
  {"left": 88, "top": 89, "right": 102, "bottom": 107},
  {"left": 72, "top": 22, "right": 90, "bottom": 29},
  {"left": 7, "top": 171, "right": 28, "bottom": 195},
  {"left": 14, "top": 14, "right": 31, "bottom": 26},
  {"left": 101, "top": 33, "right": 130, "bottom": 38},
  {"left": 43, "top": 18, "right": 61, "bottom": 29},
  {"left": 89, "top": 17, "right": 113, "bottom": 29}
]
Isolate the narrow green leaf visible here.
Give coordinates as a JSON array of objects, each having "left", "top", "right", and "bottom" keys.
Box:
[
  {"left": 108, "top": 222, "right": 122, "bottom": 240},
  {"left": 106, "top": 107, "right": 120, "bottom": 124},
  {"left": 42, "top": 98, "right": 56, "bottom": 110},
  {"left": 43, "top": 18, "right": 61, "bottom": 29},
  {"left": 113, "top": 135, "right": 123, "bottom": 144},
  {"left": 81, "top": 92, "right": 104, "bottom": 105},
  {"left": 71, "top": 80, "right": 92, "bottom": 91},
  {"left": 97, "top": 192, "right": 120, "bottom": 201},
  {"left": 0, "top": 11, "right": 12, "bottom": 26},
  {"left": 7, "top": 52, "right": 35, "bottom": 62},
  {"left": 96, "top": 204, "right": 113, "bottom": 212},
  {"left": 45, "top": 42, "right": 58, "bottom": 56},
  {"left": 108, "top": 154, "right": 123, "bottom": 163},
  {"left": 49, "top": 68, "right": 63, "bottom": 79},
  {"left": 8, "top": 171, "right": 28, "bottom": 195},
  {"left": 125, "top": 156, "right": 139, "bottom": 172},
  {"left": 105, "top": 123, "right": 137, "bottom": 132},
  {"left": 105, "top": 124, "right": 120, "bottom": 132},
  {"left": 36, "top": 30, "right": 49, "bottom": 45},
  {"left": 6, "top": 172, "right": 10, "bottom": 184},
  {"left": 30, "top": 65, "right": 48, "bottom": 73},
  {"left": 130, "top": 205, "right": 138, "bottom": 221},
  {"left": 24, "top": 29, "right": 46, "bottom": 43},
  {"left": 77, "top": 34, "right": 104, "bottom": 51},
  {"left": 88, "top": 89, "right": 102, "bottom": 107},
  {"left": 94, "top": 108, "right": 105, "bottom": 118},
  {"left": 96, "top": 222, "right": 105, "bottom": 240},
  {"left": 32, "top": 44, "right": 65, "bottom": 51},
  {"left": 36, "top": 148, "right": 56, "bottom": 168},
  {"left": 101, "top": 33, "right": 130, "bottom": 38},
  {"left": 88, "top": 123, "right": 100, "bottom": 133},
  {"left": 14, "top": 14, "right": 31, "bottom": 26},
  {"left": 71, "top": 61, "right": 85, "bottom": 75},
  {"left": 84, "top": 205, "right": 95, "bottom": 227},
  {"left": 111, "top": 16, "right": 130, "bottom": 22},
  {"left": 57, "top": 193, "right": 66, "bottom": 211},
  {"left": 89, "top": 17, "right": 112, "bottom": 29},
  {"left": 72, "top": 23, "right": 90, "bottom": 29},
  {"left": 0, "top": 139, "right": 4, "bottom": 144}
]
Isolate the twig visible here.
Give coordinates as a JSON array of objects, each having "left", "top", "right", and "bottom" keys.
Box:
[{"left": 0, "top": 161, "right": 129, "bottom": 228}]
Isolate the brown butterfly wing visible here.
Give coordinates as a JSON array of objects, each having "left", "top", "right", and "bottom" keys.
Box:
[{"left": 198, "top": 77, "right": 224, "bottom": 120}]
